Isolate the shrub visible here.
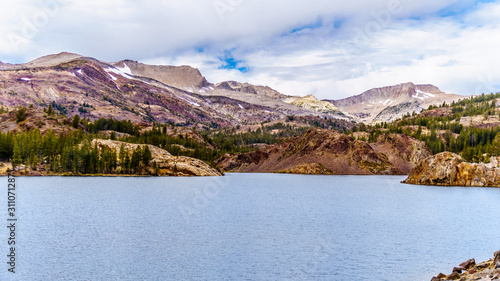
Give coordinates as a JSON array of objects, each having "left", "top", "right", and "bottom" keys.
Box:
[{"left": 16, "top": 107, "right": 27, "bottom": 123}]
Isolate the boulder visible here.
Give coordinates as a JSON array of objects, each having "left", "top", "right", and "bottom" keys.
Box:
[
  {"left": 437, "top": 273, "right": 447, "bottom": 278},
  {"left": 459, "top": 259, "right": 476, "bottom": 270},
  {"left": 447, "top": 272, "right": 460, "bottom": 280},
  {"left": 403, "top": 152, "right": 500, "bottom": 187}
]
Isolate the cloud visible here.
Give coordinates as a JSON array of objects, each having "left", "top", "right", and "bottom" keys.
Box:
[
  {"left": 1, "top": 0, "right": 499, "bottom": 99},
  {"left": 180, "top": 0, "right": 500, "bottom": 99}
]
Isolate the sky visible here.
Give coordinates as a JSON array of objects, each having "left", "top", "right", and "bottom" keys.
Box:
[{"left": 1, "top": 0, "right": 499, "bottom": 99}]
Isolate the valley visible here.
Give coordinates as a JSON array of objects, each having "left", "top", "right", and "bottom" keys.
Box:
[{"left": 1, "top": 52, "right": 499, "bottom": 180}]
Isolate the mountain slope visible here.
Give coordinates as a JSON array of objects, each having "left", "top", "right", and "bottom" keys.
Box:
[
  {"left": 0, "top": 57, "right": 232, "bottom": 127},
  {"left": 0, "top": 53, "right": 464, "bottom": 126},
  {"left": 325, "top": 82, "right": 463, "bottom": 123},
  {"left": 216, "top": 128, "right": 431, "bottom": 175},
  {"left": 0, "top": 52, "right": 356, "bottom": 127}
]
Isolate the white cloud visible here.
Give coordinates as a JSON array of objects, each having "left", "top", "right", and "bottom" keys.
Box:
[
  {"left": 1, "top": 0, "right": 499, "bottom": 99},
  {"left": 191, "top": 1, "right": 500, "bottom": 99}
]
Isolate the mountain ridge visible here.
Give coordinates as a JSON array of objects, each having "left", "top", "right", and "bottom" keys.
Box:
[
  {"left": 324, "top": 82, "right": 463, "bottom": 123},
  {"left": 0, "top": 52, "right": 463, "bottom": 126}
]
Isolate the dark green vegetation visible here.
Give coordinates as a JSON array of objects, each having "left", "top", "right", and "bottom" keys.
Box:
[
  {"left": 0, "top": 129, "right": 153, "bottom": 174},
  {"left": 118, "top": 116, "right": 353, "bottom": 165},
  {"left": 350, "top": 93, "right": 500, "bottom": 162},
  {"left": 1, "top": 93, "right": 499, "bottom": 175},
  {"left": 0, "top": 110, "right": 354, "bottom": 174}
]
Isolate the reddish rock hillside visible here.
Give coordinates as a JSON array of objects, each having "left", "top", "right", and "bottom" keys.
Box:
[{"left": 217, "top": 128, "right": 431, "bottom": 175}]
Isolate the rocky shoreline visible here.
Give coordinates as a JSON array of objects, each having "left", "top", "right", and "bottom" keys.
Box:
[
  {"left": 403, "top": 152, "right": 500, "bottom": 187},
  {"left": 431, "top": 250, "right": 500, "bottom": 280},
  {"left": 0, "top": 139, "right": 223, "bottom": 177}
]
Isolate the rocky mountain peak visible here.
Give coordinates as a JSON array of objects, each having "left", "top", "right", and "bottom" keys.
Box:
[
  {"left": 284, "top": 94, "right": 348, "bottom": 116},
  {"left": 115, "top": 60, "right": 209, "bottom": 90},
  {"left": 0, "top": 52, "right": 465, "bottom": 126},
  {"left": 215, "top": 81, "right": 259, "bottom": 95},
  {"left": 24, "top": 52, "right": 84, "bottom": 68},
  {"left": 303, "top": 94, "right": 318, "bottom": 100},
  {"left": 324, "top": 82, "right": 462, "bottom": 123}
]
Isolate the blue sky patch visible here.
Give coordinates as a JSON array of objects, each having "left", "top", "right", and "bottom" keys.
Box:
[
  {"left": 218, "top": 51, "right": 249, "bottom": 73},
  {"left": 437, "top": 0, "right": 495, "bottom": 18},
  {"left": 290, "top": 19, "right": 323, "bottom": 34},
  {"left": 333, "top": 19, "right": 344, "bottom": 30}
]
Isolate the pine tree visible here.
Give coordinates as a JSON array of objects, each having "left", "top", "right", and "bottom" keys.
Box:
[
  {"left": 124, "top": 153, "right": 131, "bottom": 174},
  {"left": 72, "top": 115, "right": 80, "bottom": 128},
  {"left": 12, "top": 141, "right": 22, "bottom": 171},
  {"left": 16, "top": 107, "right": 27, "bottom": 123},
  {"left": 119, "top": 144, "right": 126, "bottom": 165},
  {"left": 47, "top": 104, "right": 54, "bottom": 115},
  {"left": 130, "top": 146, "right": 142, "bottom": 173},
  {"left": 142, "top": 145, "right": 152, "bottom": 165},
  {"left": 31, "top": 154, "right": 39, "bottom": 171},
  {"left": 152, "top": 161, "right": 159, "bottom": 176},
  {"left": 492, "top": 133, "right": 500, "bottom": 156}
]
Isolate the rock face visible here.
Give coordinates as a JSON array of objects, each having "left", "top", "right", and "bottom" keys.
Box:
[
  {"left": 93, "top": 139, "right": 222, "bottom": 177},
  {"left": 402, "top": 152, "right": 500, "bottom": 187},
  {"left": 216, "top": 128, "right": 430, "bottom": 175},
  {"left": 431, "top": 250, "right": 500, "bottom": 281},
  {"left": 370, "top": 133, "right": 432, "bottom": 174},
  {"left": 114, "top": 60, "right": 210, "bottom": 90}
]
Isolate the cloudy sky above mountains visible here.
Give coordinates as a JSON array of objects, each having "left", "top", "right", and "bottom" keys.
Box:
[{"left": 0, "top": 0, "right": 499, "bottom": 99}]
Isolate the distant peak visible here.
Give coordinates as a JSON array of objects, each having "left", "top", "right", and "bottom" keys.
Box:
[
  {"left": 24, "top": 52, "right": 85, "bottom": 68},
  {"left": 401, "top": 82, "right": 416, "bottom": 87},
  {"left": 303, "top": 94, "right": 319, "bottom": 100},
  {"left": 56, "top": 51, "right": 83, "bottom": 57},
  {"left": 124, "top": 59, "right": 138, "bottom": 63}
]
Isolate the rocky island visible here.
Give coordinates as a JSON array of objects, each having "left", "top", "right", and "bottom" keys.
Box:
[
  {"left": 431, "top": 250, "right": 500, "bottom": 280},
  {"left": 402, "top": 152, "right": 500, "bottom": 187}
]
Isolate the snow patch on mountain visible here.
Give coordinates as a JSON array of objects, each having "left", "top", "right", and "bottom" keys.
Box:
[
  {"left": 178, "top": 96, "right": 200, "bottom": 107},
  {"left": 416, "top": 89, "right": 436, "bottom": 98},
  {"left": 106, "top": 63, "right": 134, "bottom": 79}
]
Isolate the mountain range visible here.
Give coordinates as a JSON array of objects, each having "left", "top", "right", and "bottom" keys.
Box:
[
  {"left": 0, "top": 52, "right": 464, "bottom": 127},
  {"left": 325, "top": 82, "right": 462, "bottom": 123}
]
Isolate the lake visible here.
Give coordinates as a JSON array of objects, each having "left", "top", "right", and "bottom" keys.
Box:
[{"left": 1, "top": 174, "right": 500, "bottom": 280}]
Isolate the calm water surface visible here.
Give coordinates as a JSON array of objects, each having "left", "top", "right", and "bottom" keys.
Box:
[{"left": 1, "top": 174, "right": 500, "bottom": 280}]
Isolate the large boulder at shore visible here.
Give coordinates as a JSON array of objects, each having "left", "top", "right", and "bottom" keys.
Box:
[
  {"left": 431, "top": 250, "right": 500, "bottom": 280},
  {"left": 402, "top": 152, "right": 500, "bottom": 187}
]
